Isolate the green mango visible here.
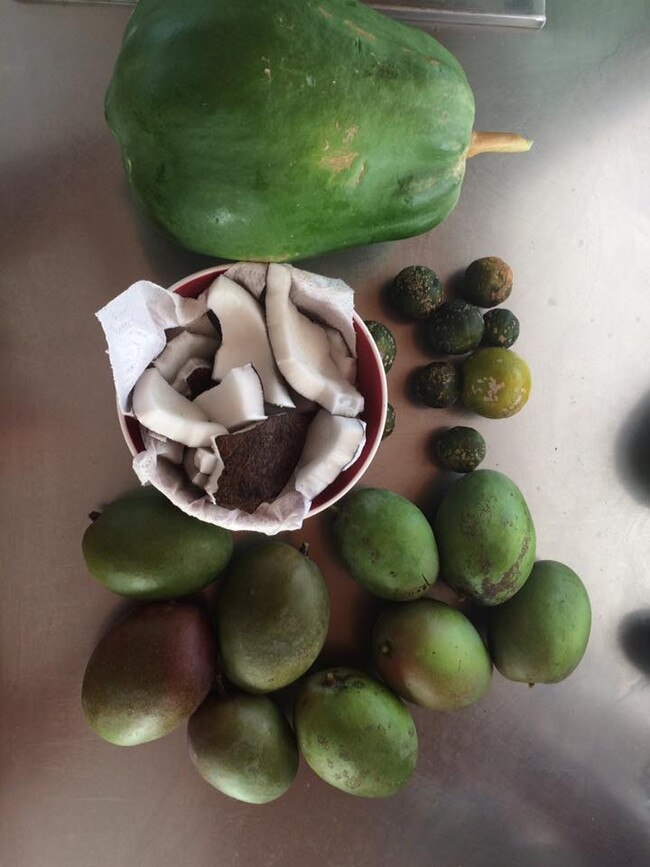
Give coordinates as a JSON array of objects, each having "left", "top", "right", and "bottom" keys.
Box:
[
  {"left": 216, "top": 542, "right": 329, "bottom": 693},
  {"left": 188, "top": 692, "right": 298, "bottom": 804},
  {"left": 294, "top": 668, "right": 417, "bottom": 798},
  {"left": 372, "top": 599, "right": 492, "bottom": 710},
  {"left": 434, "top": 470, "right": 535, "bottom": 605},
  {"left": 333, "top": 488, "right": 439, "bottom": 600},
  {"left": 82, "top": 487, "right": 233, "bottom": 600},
  {"left": 488, "top": 560, "right": 592, "bottom": 684},
  {"left": 82, "top": 600, "right": 216, "bottom": 746},
  {"left": 105, "top": 0, "right": 476, "bottom": 262}
]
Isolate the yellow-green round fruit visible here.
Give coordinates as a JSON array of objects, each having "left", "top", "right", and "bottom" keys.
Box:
[{"left": 462, "top": 348, "right": 531, "bottom": 419}]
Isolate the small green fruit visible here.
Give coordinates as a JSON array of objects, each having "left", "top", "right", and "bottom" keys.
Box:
[
  {"left": 389, "top": 266, "right": 444, "bottom": 319},
  {"left": 464, "top": 257, "right": 513, "bottom": 307},
  {"left": 412, "top": 361, "right": 460, "bottom": 408},
  {"left": 382, "top": 402, "right": 396, "bottom": 439},
  {"left": 293, "top": 667, "right": 418, "bottom": 798},
  {"left": 373, "top": 599, "right": 492, "bottom": 710},
  {"left": 424, "top": 300, "right": 484, "bottom": 354},
  {"left": 333, "top": 488, "right": 439, "bottom": 600},
  {"left": 188, "top": 692, "right": 298, "bottom": 804},
  {"left": 365, "top": 320, "right": 397, "bottom": 373},
  {"left": 435, "top": 426, "right": 486, "bottom": 473},
  {"left": 488, "top": 560, "right": 591, "bottom": 684},
  {"left": 482, "top": 308, "right": 519, "bottom": 348},
  {"left": 462, "top": 348, "right": 531, "bottom": 419}
]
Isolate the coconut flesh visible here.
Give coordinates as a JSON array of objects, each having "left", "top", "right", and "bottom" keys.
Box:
[{"left": 129, "top": 263, "right": 367, "bottom": 520}]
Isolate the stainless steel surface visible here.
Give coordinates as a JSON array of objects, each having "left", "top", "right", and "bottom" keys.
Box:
[
  {"left": 2, "top": 1, "right": 649, "bottom": 865},
  {"left": 23, "top": 0, "right": 547, "bottom": 30}
]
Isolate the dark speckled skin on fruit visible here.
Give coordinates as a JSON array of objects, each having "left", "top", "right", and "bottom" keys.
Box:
[
  {"left": 434, "top": 470, "right": 536, "bottom": 605},
  {"left": 424, "top": 300, "right": 484, "bottom": 354},
  {"left": 81, "top": 601, "right": 216, "bottom": 746},
  {"left": 435, "top": 425, "right": 486, "bottom": 473},
  {"left": 389, "top": 266, "right": 444, "bottom": 319},
  {"left": 482, "top": 308, "right": 520, "bottom": 349},
  {"left": 464, "top": 257, "right": 513, "bottom": 307},
  {"left": 364, "top": 320, "right": 397, "bottom": 372},
  {"left": 413, "top": 361, "right": 460, "bottom": 408},
  {"left": 293, "top": 667, "right": 418, "bottom": 797}
]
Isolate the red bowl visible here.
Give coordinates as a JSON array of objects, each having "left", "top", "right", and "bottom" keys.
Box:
[{"left": 119, "top": 265, "right": 388, "bottom": 517}]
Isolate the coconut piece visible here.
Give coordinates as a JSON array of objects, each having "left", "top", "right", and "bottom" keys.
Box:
[
  {"left": 287, "top": 265, "right": 356, "bottom": 354},
  {"left": 265, "top": 264, "right": 364, "bottom": 418},
  {"left": 294, "top": 410, "right": 366, "bottom": 501},
  {"left": 210, "top": 412, "right": 313, "bottom": 513},
  {"left": 326, "top": 327, "right": 357, "bottom": 385},
  {"left": 153, "top": 331, "right": 219, "bottom": 383},
  {"left": 194, "top": 364, "right": 267, "bottom": 431},
  {"left": 207, "top": 275, "right": 294, "bottom": 408},
  {"left": 204, "top": 450, "right": 226, "bottom": 500},
  {"left": 195, "top": 447, "right": 220, "bottom": 475},
  {"left": 142, "top": 430, "right": 185, "bottom": 465},
  {"left": 132, "top": 368, "right": 226, "bottom": 448},
  {"left": 225, "top": 262, "right": 268, "bottom": 300},
  {"left": 171, "top": 358, "right": 214, "bottom": 398},
  {"left": 186, "top": 311, "right": 222, "bottom": 339}
]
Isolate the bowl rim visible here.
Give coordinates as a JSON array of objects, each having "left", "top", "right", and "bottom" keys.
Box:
[{"left": 118, "top": 264, "right": 388, "bottom": 517}]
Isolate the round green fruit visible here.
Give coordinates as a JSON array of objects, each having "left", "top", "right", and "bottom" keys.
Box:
[
  {"left": 464, "top": 256, "right": 513, "bottom": 307},
  {"left": 382, "top": 402, "right": 396, "bottom": 440},
  {"left": 215, "top": 542, "right": 329, "bottom": 693},
  {"left": 82, "top": 486, "right": 233, "bottom": 600},
  {"left": 435, "top": 426, "right": 486, "bottom": 473},
  {"left": 424, "top": 300, "right": 484, "bottom": 354},
  {"left": 434, "top": 469, "right": 536, "bottom": 605},
  {"left": 462, "top": 347, "right": 531, "bottom": 419},
  {"left": 365, "top": 320, "right": 397, "bottom": 372},
  {"left": 188, "top": 692, "right": 298, "bottom": 804},
  {"left": 373, "top": 599, "right": 492, "bottom": 710},
  {"left": 389, "top": 266, "right": 444, "bottom": 320},
  {"left": 412, "top": 361, "right": 460, "bottom": 408},
  {"left": 482, "top": 308, "right": 519, "bottom": 348},
  {"left": 488, "top": 560, "right": 591, "bottom": 684},
  {"left": 293, "top": 667, "right": 418, "bottom": 798},
  {"left": 333, "top": 488, "right": 439, "bottom": 600}
]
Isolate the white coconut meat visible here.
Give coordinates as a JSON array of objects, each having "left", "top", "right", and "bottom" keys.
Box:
[
  {"left": 265, "top": 264, "right": 364, "bottom": 418},
  {"left": 225, "top": 262, "right": 268, "bottom": 300},
  {"left": 287, "top": 265, "right": 356, "bottom": 354},
  {"left": 207, "top": 275, "right": 294, "bottom": 408},
  {"left": 186, "top": 312, "right": 221, "bottom": 338},
  {"left": 132, "top": 368, "right": 227, "bottom": 448},
  {"left": 194, "top": 364, "right": 267, "bottom": 431},
  {"left": 171, "top": 357, "right": 212, "bottom": 396},
  {"left": 325, "top": 327, "right": 357, "bottom": 385},
  {"left": 153, "top": 330, "right": 219, "bottom": 383},
  {"left": 295, "top": 410, "right": 366, "bottom": 501}
]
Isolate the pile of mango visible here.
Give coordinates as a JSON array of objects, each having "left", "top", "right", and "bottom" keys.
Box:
[{"left": 81, "top": 472, "right": 591, "bottom": 803}]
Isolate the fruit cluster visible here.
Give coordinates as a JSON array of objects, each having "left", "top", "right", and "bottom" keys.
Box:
[{"left": 81, "top": 473, "right": 591, "bottom": 803}]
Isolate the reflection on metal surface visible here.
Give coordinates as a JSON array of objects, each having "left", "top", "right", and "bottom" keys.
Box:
[{"left": 20, "top": 0, "right": 547, "bottom": 29}]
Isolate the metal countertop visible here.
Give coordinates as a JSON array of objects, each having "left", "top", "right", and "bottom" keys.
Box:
[{"left": 2, "top": 1, "right": 649, "bottom": 864}]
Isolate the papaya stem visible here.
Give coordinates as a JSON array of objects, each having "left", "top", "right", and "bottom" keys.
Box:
[
  {"left": 299, "top": 542, "right": 310, "bottom": 558},
  {"left": 467, "top": 131, "right": 533, "bottom": 158}
]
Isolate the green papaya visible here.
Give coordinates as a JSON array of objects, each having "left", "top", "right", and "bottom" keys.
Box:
[{"left": 106, "top": 0, "right": 530, "bottom": 262}]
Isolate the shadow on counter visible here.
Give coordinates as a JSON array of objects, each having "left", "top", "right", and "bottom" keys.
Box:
[
  {"left": 618, "top": 609, "right": 650, "bottom": 677},
  {"left": 615, "top": 388, "right": 650, "bottom": 506}
]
